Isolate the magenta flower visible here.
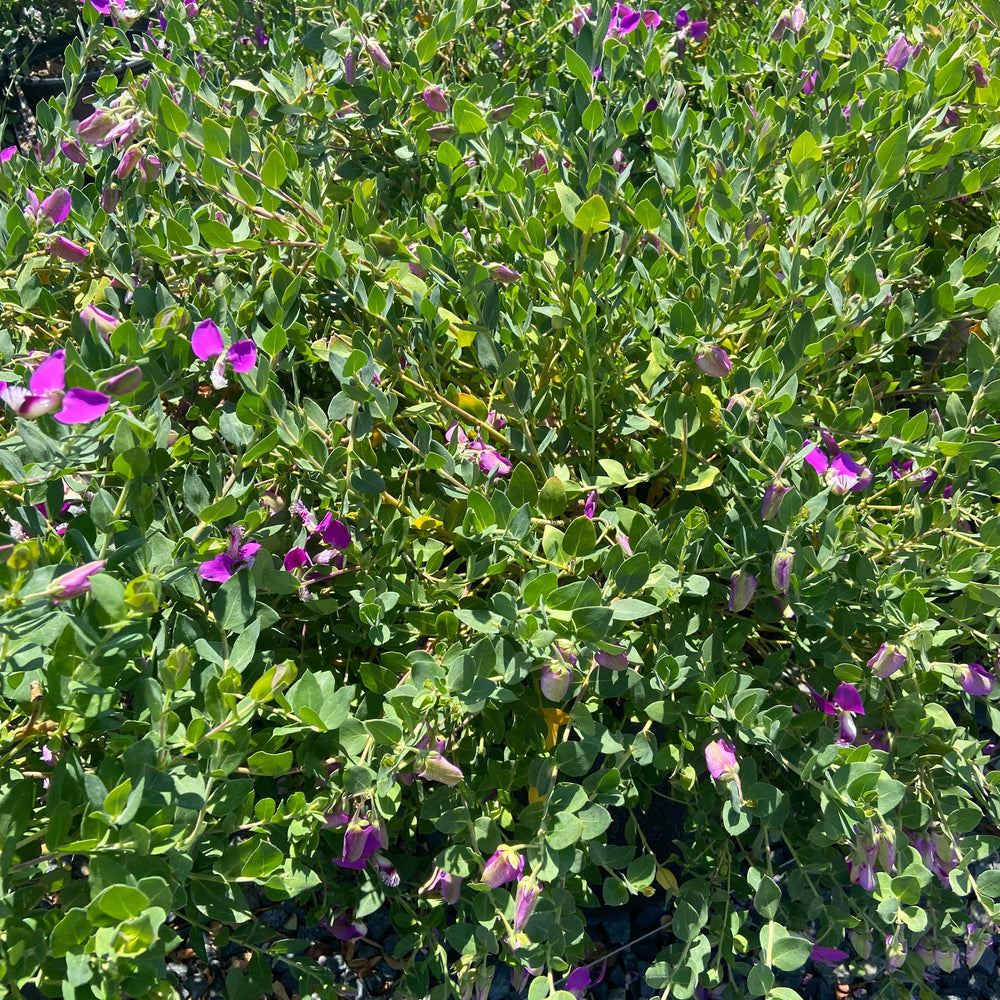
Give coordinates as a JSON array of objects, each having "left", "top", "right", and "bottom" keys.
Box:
[
  {"left": 885, "top": 35, "right": 914, "bottom": 72},
  {"left": 482, "top": 845, "right": 524, "bottom": 888},
  {"left": 616, "top": 533, "right": 632, "bottom": 556},
  {"left": 827, "top": 452, "right": 873, "bottom": 493},
  {"left": 846, "top": 824, "right": 893, "bottom": 891},
  {"left": 694, "top": 345, "right": 731, "bottom": 377},
  {"left": 611, "top": 149, "right": 628, "bottom": 174},
  {"left": 971, "top": 61, "right": 989, "bottom": 88},
  {"left": 675, "top": 8, "right": 708, "bottom": 55},
  {"left": 867, "top": 642, "right": 906, "bottom": 678},
  {"left": 199, "top": 525, "right": 261, "bottom": 583},
  {"left": 283, "top": 546, "right": 312, "bottom": 572},
  {"left": 584, "top": 490, "right": 597, "bottom": 519},
  {"left": 642, "top": 10, "right": 661, "bottom": 28},
  {"left": 467, "top": 440, "right": 513, "bottom": 476},
  {"left": 728, "top": 571, "right": 757, "bottom": 613},
  {"left": 49, "top": 236, "right": 90, "bottom": 264},
  {"left": 608, "top": 2, "right": 642, "bottom": 37},
  {"left": 816, "top": 682, "right": 865, "bottom": 745},
  {"left": 420, "top": 866, "right": 462, "bottom": 904},
  {"left": 570, "top": 6, "right": 592, "bottom": 35},
  {"left": 422, "top": 86, "right": 448, "bottom": 113},
  {"left": 513, "top": 878, "right": 542, "bottom": 933},
  {"left": 1, "top": 145, "right": 17, "bottom": 162},
  {"left": 801, "top": 70, "right": 818, "bottom": 95},
  {"left": 47, "top": 559, "right": 106, "bottom": 600},
  {"left": 889, "top": 458, "right": 937, "bottom": 491},
  {"left": 320, "top": 910, "right": 367, "bottom": 941},
  {"left": 191, "top": 319, "right": 257, "bottom": 389},
  {"left": 0, "top": 349, "right": 110, "bottom": 424},
  {"left": 704, "top": 739, "right": 738, "bottom": 780},
  {"left": 364, "top": 37, "right": 391, "bottom": 71},
  {"left": 955, "top": 662, "right": 994, "bottom": 696},
  {"left": 565, "top": 962, "right": 606, "bottom": 999},
  {"left": 115, "top": 146, "right": 142, "bottom": 180},
  {"left": 810, "top": 945, "right": 849, "bottom": 967},
  {"left": 344, "top": 50, "right": 356, "bottom": 85},
  {"left": 25, "top": 187, "right": 72, "bottom": 228},
  {"left": 76, "top": 109, "right": 117, "bottom": 143},
  {"left": 490, "top": 264, "right": 521, "bottom": 285}
]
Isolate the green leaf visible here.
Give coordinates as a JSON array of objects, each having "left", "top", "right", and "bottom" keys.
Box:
[
  {"left": 158, "top": 98, "right": 189, "bottom": 134},
  {"left": 753, "top": 875, "right": 781, "bottom": 918},
  {"left": 246, "top": 750, "right": 294, "bottom": 776},
  {"left": 582, "top": 98, "right": 604, "bottom": 132},
  {"left": 876, "top": 127, "right": 908, "bottom": 181},
  {"left": 563, "top": 516, "right": 597, "bottom": 558},
  {"left": 261, "top": 147, "right": 288, "bottom": 188},
  {"left": 564, "top": 45, "right": 595, "bottom": 88},
  {"left": 573, "top": 194, "right": 611, "bottom": 234},
  {"left": 92, "top": 885, "right": 150, "bottom": 922},
  {"left": 538, "top": 476, "right": 567, "bottom": 518},
  {"left": 453, "top": 99, "right": 488, "bottom": 134}
]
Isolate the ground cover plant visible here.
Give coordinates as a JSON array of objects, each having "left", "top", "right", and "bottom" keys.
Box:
[{"left": 2, "top": 0, "right": 1000, "bottom": 998}]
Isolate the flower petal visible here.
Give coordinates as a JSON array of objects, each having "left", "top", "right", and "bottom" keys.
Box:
[
  {"left": 29, "top": 351, "right": 66, "bottom": 394},
  {"left": 226, "top": 339, "right": 258, "bottom": 373},
  {"left": 835, "top": 682, "right": 865, "bottom": 715},
  {"left": 54, "top": 388, "right": 110, "bottom": 424},
  {"left": 191, "top": 319, "right": 224, "bottom": 361},
  {"left": 199, "top": 553, "right": 236, "bottom": 582}
]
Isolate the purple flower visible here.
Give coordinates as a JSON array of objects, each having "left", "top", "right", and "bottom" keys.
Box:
[
  {"left": 467, "top": 440, "right": 513, "bottom": 476},
  {"left": 704, "top": 739, "right": 738, "bottom": 780},
  {"left": 595, "top": 644, "right": 629, "bottom": 670},
  {"left": 971, "top": 61, "right": 989, "bottom": 88},
  {"left": 761, "top": 483, "right": 790, "bottom": 520},
  {"left": 810, "top": 946, "right": 848, "bottom": 967},
  {"left": 611, "top": 149, "right": 628, "bottom": 174},
  {"left": 47, "top": 559, "right": 106, "bottom": 599},
  {"left": 344, "top": 50, "right": 356, "bottom": 85},
  {"left": 1, "top": 145, "right": 17, "bottom": 162},
  {"left": 335, "top": 816, "right": 387, "bottom": 870},
  {"left": 885, "top": 35, "right": 914, "bottom": 72},
  {"left": 254, "top": 24, "right": 269, "bottom": 47},
  {"left": 25, "top": 187, "right": 72, "bottom": 228},
  {"left": 817, "top": 683, "right": 865, "bottom": 745},
  {"left": 694, "top": 345, "right": 731, "bottom": 377},
  {"left": 889, "top": 458, "right": 937, "bottom": 491},
  {"left": 616, "top": 533, "right": 632, "bottom": 556},
  {"left": 566, "top": 963, "right": 606, "bottom": 999},
  {"left": 956, "top": 662, "right": 994, "bottom": 696},
  {"left": 0, "top": 349, "right": 110, "bottom": 424},
  {"left": 365, "top": 37, "right": 391, "bottom": 71},
  {"left": 801, "top": 70, "right": 818, "bottom": 95},
  {"left": 584, "top": 490, "right": 597, "bottom": 519},
  {"left": 316, "top": 512, "right": 351, "bottom": 549},
  {"left": 827, "top": 452, "right": 873, "bottom": 493},
  {"left": 101, "top": 187, "right": 121, "bottom": 213},
  {"left": 420, "top": 866, "right": 462, "bottom": 904},
  {"left": 422, "top": 85, "right": 448, "bottom": 113},
  {"left": 728, "top": 571, "right": 757, "bottom": 613},
  {"left": 102, "top": 367, "right": 142, "bottom": 396},
  {"left": 76, "top": 108, "right": 117, "bottom": 144},
  {"left": 867, "top": 642, "right": 906, "bottom": 678},
  {"left": 139, "top": 155, "right": 162, "bottom": 182},
  {"left": 802, "top": 441, "right": 830, "bottom": 474},
  {"left": 570, "top": 6, "right": 592, "bottom": 35},
  {"left": 513, "top": 878, "right": 542, "bottom": 933},
  {"left": 321, "top": 910, "right": 367, "bottom": 941},
  {"left": 199, "top": 525, "right": 261, "bottom": 583},
  {"left": 191, "top": 319, "right": 257, "bottom": 388},
  {"left": 675, "top": 9, "right": 690, "bottom": 29},
  {"left": 642, "top": 10, "right": 661, "bottom": 29},
  {"left": 115, "top": 146, "right": 142, "bottom": 180},
  {"left": 490, "top": 264, "right": 521, "bottom": 285},
  {"left": 79, "top": 303, "right": 119, "bottom": 339},
  {"left": 61, "top": 140, "right": 88, "bottom": 165},
  {"left": 284, "top": 546, "right": 312, "bottom": 571},
  {"left": 49, "top": 236, "right": 90, "bottom": 263},
  {"left": 608, "top": 2, "right": 642, "bottom": 37},
  {"left": 540, "top": 657, "right": 573, "bottom": 701},
  {"left": 482, "top": 845, "right": 524, "bottom": 888},
  {"left": 771, "top": 548, "right": 794, "bottom": 595}
]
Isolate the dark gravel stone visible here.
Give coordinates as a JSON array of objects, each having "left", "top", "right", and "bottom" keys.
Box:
[
  {"left": 978, "top": 948, "right": 997, "bottom": 975},
  {"left": 367, "top": 909, "right": 393, "bottom": 939},
  {"left": 488, "top": 965, "right": 512, "bottom": 1000},
  {"left": 186, "top": 973, "right": 209, "bottom": 999},
  {"left": 167, "top": 962, "right": 189, "bottom": 979},
  {"left": 601, "top": 911, "right": 631, "bottom": 945}
]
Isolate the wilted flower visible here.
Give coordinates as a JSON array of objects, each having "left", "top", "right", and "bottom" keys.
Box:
[
  {"left": 199, "top": 525, "right": 261, "bottom": 583},
  {"left": 704, "top": 739, "right": 738, "bottom": 780},
  {"left": 966, "top": 923, "right": 994, "bottom": 967},
  {"left": 420, "top": 866, "right": 462, "bottom": 904},
  {"left": 867, "top": 642, "right": 906, "bottom": 678},
  {"left": 418, "top": 751, "right": 464, "bottom": 786},
  {"left": 885, "top": 35, "right": 914, "bottom": 72},
  {"left": 191, "top": 319, "right": 257, "bottom": 389},
  {"left": 694, "top": 345, "right": 731, "bottom": 377},
  {"left": 955, "top": 662, "right": 994, "bottom": 696},
  {"left": 728, "top": 571, "right": 757, "bottom": 613},
  {"left": 422, "top": 85, "right": 448, "bottom": 113},
  {"left": 47, "top": 559, "right": 106, "bottom": 600},
  {"left": 885, "top": 931, "right": 907, "bottom": 971},
  {"left": 0, "top": 349, "right": 110, "bottom": 424},
  {"left": 482, "top": 845, "right": 524, "bottom": 887},
  {"left": 771, "top": 548, "right": 794, "bottom": 595}
]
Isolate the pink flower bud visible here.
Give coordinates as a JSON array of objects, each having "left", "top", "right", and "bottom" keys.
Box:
[
  {"left": 61, "top": 140, "right": 88, "bottom": 165},
  {"left": 422, "top": 85, "right": 448, "bottom": 113},
  {"left": 513, "top": 878, "right": 542, "bottom": 932},
  {"left": 365, "top": 37, "right": 391, "bottom": 71},
  {"left": 694, "top": 345, "right": 732, "bottom": 377},
  {"left": 761, "top": 483, "right": 790, "bottom": 520},
  {"left": 344, "top": 50, "right": 356, "bottom": 84},
  {"left": 728, "top": 571, "right": 757, "bottom": 613},
  {"left": 490, "top": 264, "right": 521, "bottom": 284},
  {"left": 771, "top": 548, "right": 794, "bottom": 595},
  {"left": 102, "top": 367, "right": 142, "bottom": 396},
  {"left": 540, "top": 659, "right": 572, "bottom": 701},
  {"left": 101, "top": 187, "right": 121, "bottom": 213},
  {"left": 79, "top": 303, "right": 120, "bottom": 339},
  {"left": 867, "top": 642, "right": 906, "bottom": 678},
  {"left": 49, "top": 236, "right": 90, "bottom": 264},
  {"left": 76, "top": 109, "right": 117, "bottom": 143},
  {"left": 482, "top": 845, "right": 524, "bottom": 887},
  {"left": 115, "top": 145, "right": 142, "bottom": 180},
  {"left": 47, "top": 559, "right": 106, "bottom": 599},
  {"left": 418, "top": 751, "right": 464, "bottom": 786},
  {"left": 704, "top": 739, "right": 738, "bottom": 780},
  {"left": 594, "top": 644, "right": 629, "bottom": 671}
]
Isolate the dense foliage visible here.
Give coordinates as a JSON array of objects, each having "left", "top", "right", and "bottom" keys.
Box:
[{"left": 2, "top": 0, "right": 1000, "bottom": 998}]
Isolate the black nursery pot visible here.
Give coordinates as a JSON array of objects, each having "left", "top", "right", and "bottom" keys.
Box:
[{"left": 1, "top": 30, "right": 151, "bottom": 118}]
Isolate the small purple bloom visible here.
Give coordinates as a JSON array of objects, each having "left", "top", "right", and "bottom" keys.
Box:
[
  {"left": 694, "top": 345, "right": 731, "bottom": 377},
  {"left": 761, "top": 483, "right": 790, "bottom": 521},
  {"left": 608, "top": 2, "right": 642, "bottom": 37},
  {"left": 801, "top": 70, "right": 818, "bottom": 95},
  {"left": 728, "top": 571, "right": 757, "bottom": 613},
  {"left": 867, "top": 642, "right": 906, "bottom": 678},
  {"left": 971, "top": 61, "right": 989, "bottom": 88},
  {"left": 115, "top": 146, "right": 142, "bottom": 180},
  {"left": 885, "top": 35, "right": 914, "bottom": 72},
  {"left": 1, "top": 145, "right": 17, "bottom": 162},
  {"left": 513, "top": 878, "right": 542, "bottom": 933},
  {"left": 284, "top": 547, "right": 312, "bottom": 571},
  {"left": 482, "top": 846, "right": 524, "bottom": 888},
  {"left": 827, "top": 452, "right": 873, "bottom": 493},
  {"left": 49, "top": 236, "right": 90, "bottom": 263},
  {"left": 57, "top": 388, "right": 111, "bottom": 424},
  {"left": 956, "top": 662, "right": 994, "bottom": 696},
  {"left": 675, "top": 9, "right": 689, "bottom": 29},
  {"left": 467, "top": 440, "right": 513, "bottom": 476},
  {"left": 772, "top": 548, "right": 794, "bottom": 595},
  {"left": 344, "top": 51, "right": 356, "bottom": 85},
  {"left": 79, "top": 303, "right": 119, "bottom": 338},
  {"left": 76, "top": 109, "right": 117, "bottom": 144},
  {"left": 47, "top": 559, "right": 106, "bottom": 599},
  {"left": 102, "top": 367, "right": 142, "bottom": 396},
  {"left": 418, "top": 751, "right": 464, "bottom": 786},
  {"left": 335, "top": 816, "right": 388, "bottom": 870},
  {"left": 540, "top": 658, "right": 573, "bottom": 701},
  {"left": 570, "top": 6, "right": 592, "bottom": 36},
  {"left": 254, "top": 24, "right": 269, "bottom": 47},
  {"left": 422, "top": 85, "right": 448, "bottom": 113},
  {"left": 810, "top": 946, "right": 848, "bottom": 967},
  {"left": 321, "top": 910, "right": 366, "bottom": 941},
  {"left": 317, "top": 514, "right": 351, "bottom": 549},
  {"left": 199, "top": 525, "right": 261, "bottom": 583},
  {"left": 584, "top": 490, "right": 597, "bottom": 519},
  {"left": 139, "top": 155, "right": 162, "bottom": 183},
  {"left": 61, "top": 140, "right": 88, "bottom": 165},
  {"left": 705, "top": 739, "right": 738, "bottom": 780},
  {"left": 802, "top": 441, "right": 830, "bottom": 474},
  {"left": 365, "top": 37, "right": 391, "bottom": 71},
  {"left": 420, "top": 866, "right": 462, "bottom": 904},
  {"left": 594, "top": 644, "right": 629, "bottom": 671},
  {"left": 101, "top": 187, "right": 121, "bottom": 213},
  {"left": 25, "top": 187, "right": 72, "bottom": 228},
  {"left": 490, "top": 264, "right": 521, "bottom": 285}
]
